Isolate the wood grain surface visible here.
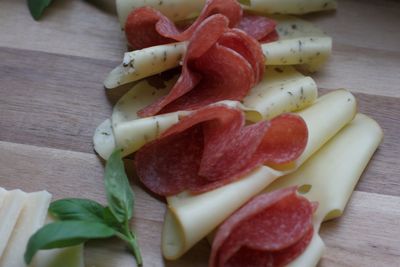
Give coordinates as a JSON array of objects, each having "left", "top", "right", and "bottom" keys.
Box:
[{"left": 0, "top": 0, "right": 399, "bottom": 266}]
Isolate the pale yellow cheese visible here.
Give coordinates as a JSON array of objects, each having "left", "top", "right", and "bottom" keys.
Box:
[
  {"left": 0, "top": 191, "right": 51, "bottom": 267},
  {"left": 268, "top": 114, "right": 383, "bottom": 266},
  {"left": 104, "top": 42, "right": 187, "bottom": 89},
  {"left": 95, "top": 66, "right": 317, "bottom": 159},
  {"left": 0, "top": 189, "right": 27, "bottom": 258},
  {"left": 162, "top": 90, "right": 357, "bottom": 259},
  {"left": 244, "top": 0, "right": 337, "bottom": 15},
  {"left": 104, "top": 17, "right": 330, "bottom": 89},
  {"left": 262, "top": 15, "right": 332, "bottom": 72},
  {"left": 116, "top": 0, "right": 337, "bottom": 28},
  {"left": 243, "top": 66, "right": 317, "bottom": 121}
]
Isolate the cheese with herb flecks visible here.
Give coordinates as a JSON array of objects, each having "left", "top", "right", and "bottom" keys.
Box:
[
  {"left": 104, "top": 16, "right": 331, "bottom": 89},
  {"left": 95, "top": 66, "right": 318, "bottom": 159},
  {"left": 116, "top": 0, "right": 337, "bottom": 28}
]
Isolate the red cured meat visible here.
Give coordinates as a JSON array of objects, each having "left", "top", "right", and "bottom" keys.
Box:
[
  {"left": 137, "top": 15, "right": 260, "bottom": 117},
  {"left": 209, "top": 187, "right": 315, "bottom": 267},
  {"left": 134, "top": 105, "right": 308, "bottom": 196},
  {"left": 237, "top": 13, "right": 278, "bottom": 43},
  {"left": 125, "top": 0, "right": 242, "bottom": 49},
  {"left": 217, "top": 29, "right": 265, "bottom": 84},
  {"left": 124, "top": 0, "right": 277, "bottom": 50}
]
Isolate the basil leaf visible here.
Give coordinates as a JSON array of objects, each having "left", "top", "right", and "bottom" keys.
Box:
[
  {"left": 104, "top": 150, "right": 134, "bottom": 223},
  {"left": 49, "top": 198, "right": 105, "bottom": 223},
  {"left": 24, "top": 221, "right": 115, "bottom": 264},
  {"left": 27, "top": 0, "right": 54, "bottom": 20},
  {"left": 103, "top": 207, "right": 121, "bottom": 230}
]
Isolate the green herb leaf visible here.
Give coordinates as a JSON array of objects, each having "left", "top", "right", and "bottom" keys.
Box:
[
  {"left": 27, "top": 0, "right": 54, "bottom": 20},
  {"left": 24, "top": 221, "right": 115, "bottom": 264},
  {"left": 104, "top": 150, "right": 134, "bottom": 223},
  {"left": 49, "top": 198, "right": 105, "bottom": 223},
  {"left": 102, "top": 206, "right": 122, "bottom": 230}
]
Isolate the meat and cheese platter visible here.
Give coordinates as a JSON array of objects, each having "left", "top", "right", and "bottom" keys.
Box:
[{"left": 0, "top": 0, "right": 399, "bottom": 266}]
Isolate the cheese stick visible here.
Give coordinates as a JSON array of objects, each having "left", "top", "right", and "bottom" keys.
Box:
[
  {"left": 267, "top": 114, "right": 383, "bottom": 266},
  {"left": 116, "top": 0, "right": 337, "bottom": 27},
  {"left": 104, "top": 16, "right": 331, "bottom": 89},
  {"left": 95, "top": 66, "right": 317, "bottom": 159},
  {"left": 244, "top": 0, "right": 337, "bottom": 15},
  {"left": 162, "top": 90, "right": 357, "bottom": 259}
]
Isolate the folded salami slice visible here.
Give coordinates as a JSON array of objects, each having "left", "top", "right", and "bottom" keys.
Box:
[
  {"left": 134, "top": 105, "right": 307, "bottom": 196},
  {"left": 125, "top": 0, "right": 277, "bottom": 49},
  {"left": 209, "top": 187, "right": 315, "bottom": 267},
  {"left": 137, "top": 14, "right": 264, "bottom": 117}
]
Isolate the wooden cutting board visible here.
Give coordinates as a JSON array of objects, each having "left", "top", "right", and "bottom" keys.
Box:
[{"left": 0, "top": 0, "right": 399, "bottom": 266}]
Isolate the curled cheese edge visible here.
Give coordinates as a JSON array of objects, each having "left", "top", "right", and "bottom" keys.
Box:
[
  {"left": 116, "top": 0, "right": 337, "bottom": 27},
  {"left": 94, "top": 66, "right": 318, "bottom": 159},
  {"left": 267, "top": 113, "right": 383, "bottom": 267},
  {"left": 162, "top": 89, "right": 357, "bottom": 260},
  {"left": 104, "top": 16, "right": 331, "bottom": 89}
]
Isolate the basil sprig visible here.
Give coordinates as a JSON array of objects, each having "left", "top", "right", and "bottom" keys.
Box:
[
  {"left": 27, "top": 0, "right": 55, "bottom": 20},
  {"left": 24, "top": 150, "right": 143, "bottom": 266}
]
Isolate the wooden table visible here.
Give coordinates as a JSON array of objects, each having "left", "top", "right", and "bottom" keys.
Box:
[{"left": 0, "top": 0, "right": 399, "bottom": 266}]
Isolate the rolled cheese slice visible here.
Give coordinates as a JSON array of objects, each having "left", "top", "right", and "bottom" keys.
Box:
[
  {"left": 263, "top": 15, "right": 332, "bottom": 72},
  {"left": 104, "top": 16, "right": 331, "bottom": 89},
  {"left": 104, "top": 42, "right": 187, "bottom": 89},
  {"left": 95, "top": 66, "right": 317, "bottom": 159},
  {"left": 243, "top": 66, "right": 317, "bottom": 121},
  {"left": 162, "top": 89, "right": 357, "bottom": 260},
  {"left": 267, "top": 113, "right": 383, "bottom": 267},
  {"left": 244, "top": 0, "right": 337, "bottom": 15},
  {"left": 116, "top": 0, "right": 337, "bottom": 27}
]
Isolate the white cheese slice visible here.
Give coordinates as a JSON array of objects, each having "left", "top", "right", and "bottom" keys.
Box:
[
  {"left": 243, "top": 66, "right": 317, "bottom": 121},
  {"left": 104, "top": 17, "right": 330, "bottom": 89},
  {"left": 104, "top": 42, "right": 187, "bottom": 89},
  {"left": 268, "top": 114, "right": 383, "bottom": 267},
  {"left": 162, "top": 90, "right": 357, "bottom": 259},
  {"left": 95, "top": 66, "right": 317, "bottom": 159},
  {"left": 0, "top": 189, "right": 27, "bottom": 258},
  {"left": 262, "top": 15, "right": 332, "bottom": 72},
  {"left": 116, "top": 0, "right": 336, "bottom": 27},
  {"left": 0, "top": 191, "right": 51, "bottom": 267},
  {"left": 244, "top": 0, "right": 337, "bottom": 15}
]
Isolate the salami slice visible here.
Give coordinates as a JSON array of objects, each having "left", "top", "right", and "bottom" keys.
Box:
[
  {"left": 134, "top": 105, "right": 308, "bottom": 196},
  {"left": 137, "top": 15, "right": 260, "bottom": 117},
  {"left": 209, "top": 187, "right": 315, "bottom": 267},
  {"left": 237, "top": 13, "right": 279, "bottom": 43},
  {"left": 125, "top": 0, "right": 241, "bottom": 49},
  {"left": 125, "top": 0, "right": 277, "bottom": 50}
]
